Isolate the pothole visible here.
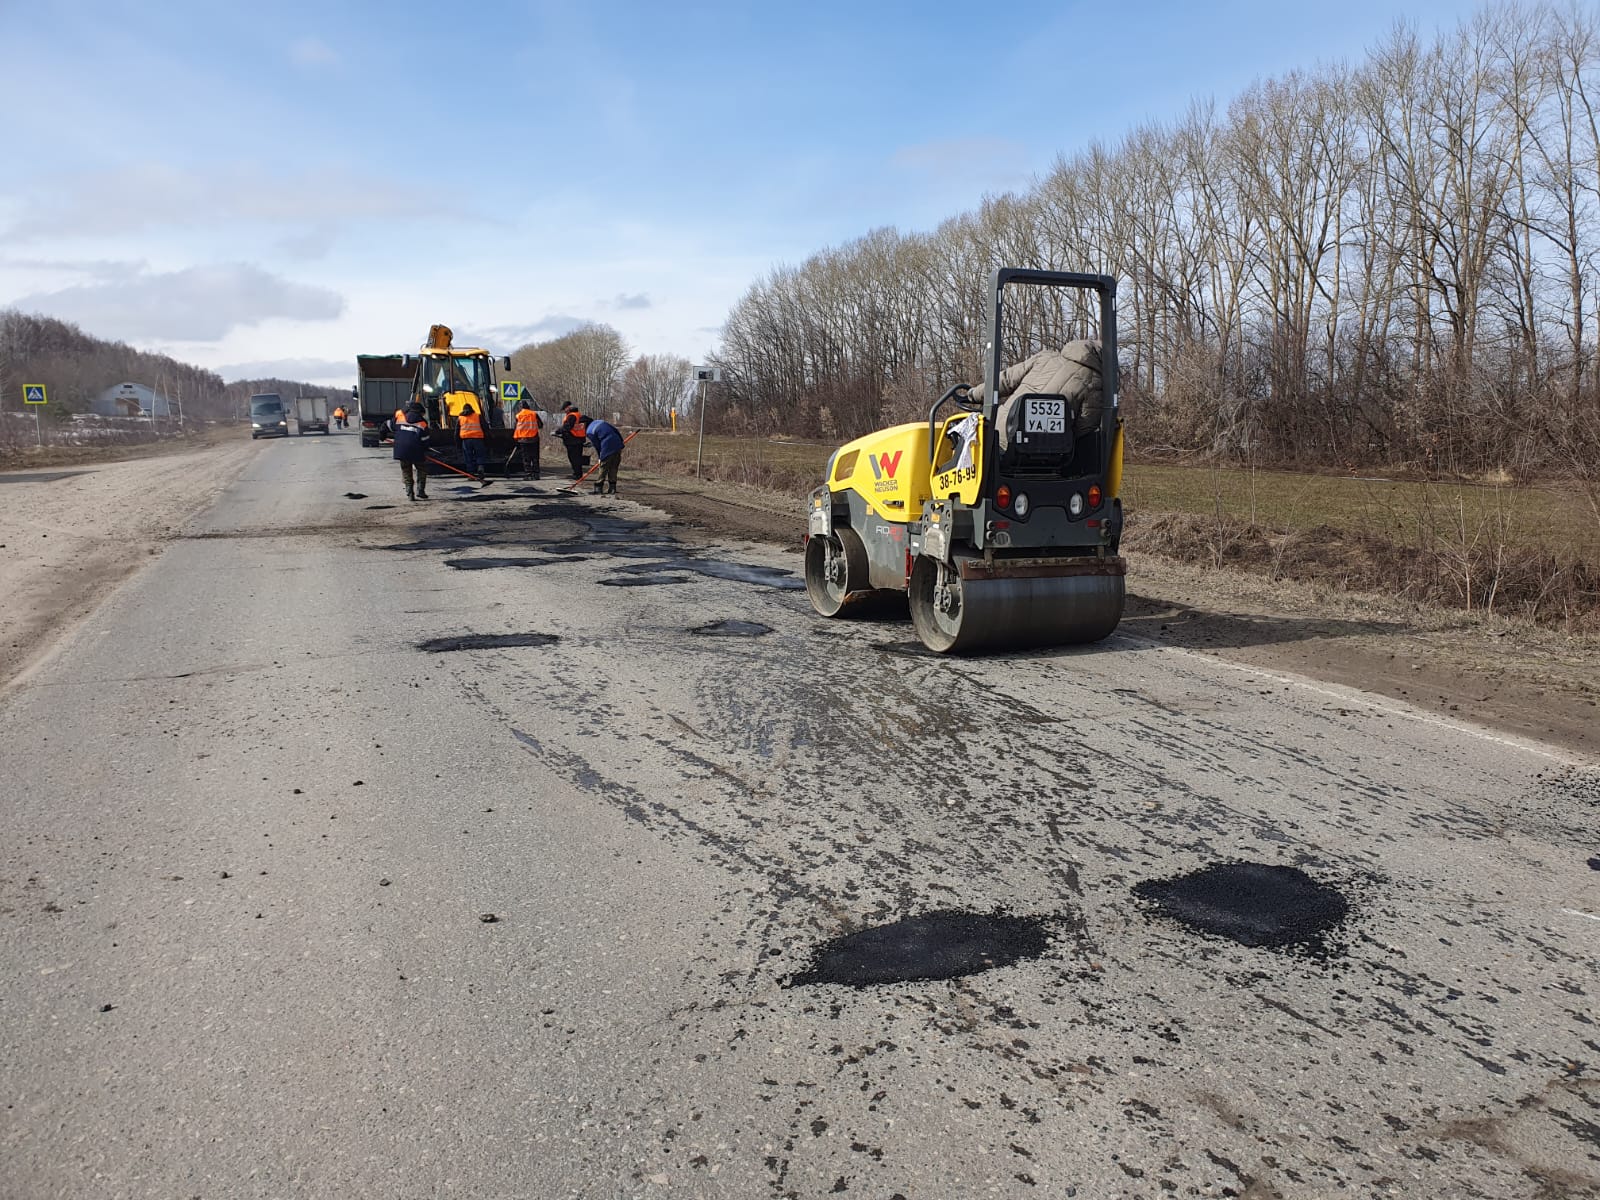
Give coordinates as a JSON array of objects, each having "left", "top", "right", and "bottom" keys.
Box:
[
  {"left": 691, "top": 620, "right": 773, "bottom": 637},
  {"left": 1133, "top": 861, "right": 1349, "bottom": 952},
  {"left": 343, "top": 492, "right": 368, "bottom": 499},
  {"left": 416, "top": 633, "right": 560, "bottom": 652},
  {"left": 365, "top": 504, "right": 396, "bottom": 510},
  {"left": 788, "top": 910, "right": 1053, "bottom": 988}
]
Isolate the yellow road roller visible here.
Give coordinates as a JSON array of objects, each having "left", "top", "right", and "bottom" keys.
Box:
[{"left": 804, "top": 268, "right": 1126, "bottom": 653}]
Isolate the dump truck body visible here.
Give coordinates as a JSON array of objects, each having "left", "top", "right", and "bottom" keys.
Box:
[
  {"left": 356, "top": 355, "right": 419, "bottom": 447},
  {"left": 295, "top": 396, "right": 329, "bottom": 434}
]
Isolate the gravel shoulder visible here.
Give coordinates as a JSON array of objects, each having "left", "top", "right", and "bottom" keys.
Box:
[
  {"left": 0, "top": 437, "right": 264, "bottom": 692},
  {"left": 625, "top": 471, "right": 1600, "bottom": 761}
]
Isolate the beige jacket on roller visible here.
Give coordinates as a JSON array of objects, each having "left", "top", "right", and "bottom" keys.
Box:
[{"left": 968, "top": 339, "right": 1103, "bottom": 448}]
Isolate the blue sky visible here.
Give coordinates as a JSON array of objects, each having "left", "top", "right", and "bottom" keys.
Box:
[{"left": 3, "top": 0, "right": 1491, "bottom": 386}]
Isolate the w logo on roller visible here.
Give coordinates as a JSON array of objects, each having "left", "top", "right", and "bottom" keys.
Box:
[{"left": 867, "top": 450, "right": 901, "bottom": 481}]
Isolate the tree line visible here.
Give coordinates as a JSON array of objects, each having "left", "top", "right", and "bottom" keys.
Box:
[
  {"left": 0, "top": 310, "right": 337, "bottom": 425},
  {"left": 712, "top": 3, "right": 1600, "bottom": 479},
  {"left": 509, "top": 323, "right": 690, "bottom": 427}
]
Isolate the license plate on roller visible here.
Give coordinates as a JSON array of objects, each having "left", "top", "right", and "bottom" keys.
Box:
[{"left": 1025, "top": 399, "right": 1066, "bottom": 433}]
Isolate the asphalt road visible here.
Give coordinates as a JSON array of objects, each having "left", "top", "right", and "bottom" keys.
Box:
[{"left": 3, "top": 434, "right": 1598, "bottom": 1199}]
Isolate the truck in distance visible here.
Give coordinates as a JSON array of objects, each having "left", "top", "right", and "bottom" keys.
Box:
[{"left": 295, "top": 395, "right": 330, "bottom": 435}]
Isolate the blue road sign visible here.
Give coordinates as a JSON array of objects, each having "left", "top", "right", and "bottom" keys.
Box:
[
  {"left": 501, "top": 381, "right": 522, "bottom": 401},
  {"left": 23, "top": 384, "right": 47, "bottom": 405}
]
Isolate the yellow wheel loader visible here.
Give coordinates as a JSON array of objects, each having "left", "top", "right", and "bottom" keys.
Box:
[{"left": 805, "top": 268, "right": 1126, "bottom": 653}]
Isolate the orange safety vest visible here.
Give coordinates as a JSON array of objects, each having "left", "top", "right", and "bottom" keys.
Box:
[
  {"left": 394, "top": 408, "right": 406, "bottom": 423},
  {"left": 565, "top": 410, "right": 588, "bottom": 438},
  {"left": 458, "top": 411, "right": 485, "bottom": 439},
  {"left": 513, "top": 409, "right": 541, "bottom": 440}
]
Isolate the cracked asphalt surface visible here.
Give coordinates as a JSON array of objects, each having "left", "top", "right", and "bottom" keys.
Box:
[{"left": 2, "top": 435, "right": 1598, "bottom": 1199}]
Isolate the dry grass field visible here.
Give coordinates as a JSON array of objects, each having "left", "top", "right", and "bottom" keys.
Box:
[{"left": 628, "top": 431, "right": 1599, "bottom": 627}]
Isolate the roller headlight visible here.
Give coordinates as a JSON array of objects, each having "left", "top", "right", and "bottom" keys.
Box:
[
  {"left": 1069, "top": 492, "right": 1085, "bottom": 516},
  {"left": 251, "top": 422, "right": 261, "bottom": 428},
  {"left": 1013, "top": 492, "right": 1030, "bottom": 517}
]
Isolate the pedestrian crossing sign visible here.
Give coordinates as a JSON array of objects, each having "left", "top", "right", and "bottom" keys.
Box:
[
  {"left": 501, "top": 381, "right": 522, "bottom": 402},
  {"left": 23, "top": 384, "right": 47, "bottom": 405}
]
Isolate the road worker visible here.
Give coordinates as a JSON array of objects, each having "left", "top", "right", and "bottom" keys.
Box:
[
  {"left": 511, "top": 402, "right": 542, "bottom": 479},
  {"left": 458, "top": 402, "right": 487, "bottom": 481},
  {"left": 385, "top": 402, "right": 431, "bottom": 502},
  {"left": 586, "top": 416, "right": 625, "bottom": 495},
  {"left": 558, "top": 403, "right": 589, "bottom": 480},
  {"left": 967, "top": 339, "right": 1103, "bottom": 450}
]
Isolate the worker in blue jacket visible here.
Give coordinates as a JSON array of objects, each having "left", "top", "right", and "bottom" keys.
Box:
[
  {"left": 586, "top": 417, "right": 625, "bottom": 495},
  {"left": 385, "top": 402, "right": 431, "bottom": 501}
]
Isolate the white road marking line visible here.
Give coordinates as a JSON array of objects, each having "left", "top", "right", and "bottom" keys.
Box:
[
  {"left": 1114, "top": 631, "right": 1594, "bottom": 767},
  {"left": 1561, "top": 909, "right": 1600, "bottom": 923}
]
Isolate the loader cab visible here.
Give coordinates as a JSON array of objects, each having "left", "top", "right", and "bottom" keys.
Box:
[{"left": 414, "top": 352, "right": 497, "bottom": 428}]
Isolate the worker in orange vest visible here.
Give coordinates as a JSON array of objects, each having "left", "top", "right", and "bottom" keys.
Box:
[
  {"left": 558, "top": 403, "right": 589, "bottom": 480},
  {"left": 511, "top": 402, "right": 542, "bottom": 479},
  {"left": 458, "top": 403, "right": 487, "bottom": 481}
]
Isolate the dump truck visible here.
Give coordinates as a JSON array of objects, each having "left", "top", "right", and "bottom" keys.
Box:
[
  {"left": 295, "top": 395, "right": 330, "bottom": 434},
  {"left": 804, "top": 268, "right": 1125, "bottom": 653},
  {"left": 356, "top": 355, "right": 420, "bottom": 447}
]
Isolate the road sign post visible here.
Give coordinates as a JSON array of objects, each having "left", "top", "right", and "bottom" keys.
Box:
[
  {"left": 23, "top": 384, "right": 46, "bottom": 447},
  {"left": 692, "top": 367, "right": 721, "bottom": 479}
]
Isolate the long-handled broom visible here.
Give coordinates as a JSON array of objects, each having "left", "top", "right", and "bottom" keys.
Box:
[{"left": 563, "top": 430, "right": 638, "bottom": 492}]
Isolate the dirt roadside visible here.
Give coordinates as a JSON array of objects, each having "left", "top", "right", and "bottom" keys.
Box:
[
  {"left": 0, "top": 438, "right": 264, "bottom": 692},
  {"left": 0, "top": 422, "right": 246, "bottom": 472},
  {"left": 625, "top": 472, "right": 1600, "bottom": 761}
]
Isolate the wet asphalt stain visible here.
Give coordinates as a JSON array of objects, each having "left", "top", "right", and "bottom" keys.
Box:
[
  {"left": 0, "top": 470, "right": 90, "bottom": 485},
  {"left": 343, "top": 492, "right": 368, "bottom": 499},
  {"left": 452, "top": 492, "right": 539, "bottom": 502},
  {"left": 1589, "top": 856, "right": 1600, "bottom": 871},
  {"left": 444, "top": 556, "right": 576, "bottom": 570},
  {"left": 383, "top": 535, "right": 492, "bottom": 552},
  {"left": 788, "top": 910, "right": 1054, "bottom": 988},
  {"left": 365, "top": 504, "right": 396, "bottom": 510},
  {"left": 692, "top": 620, "right": 773, "bottom": 637},
  {"left": 416, "top": 633, "right": 560, "bottom": 652},
  {"left": 1133, "top": 862, "right": 1349, "bottom": 953},
  {"left": 599, "top": 574, "right": 692, "bottom": 587}
]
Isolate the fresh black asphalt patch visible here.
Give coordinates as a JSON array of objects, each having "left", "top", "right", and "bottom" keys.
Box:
[
  {"left": 445, "top": 556, "right": 573, "bottom": 570},
  {"left": 691, "top": 620, "right": 773, "bottom": 637},
  {"left": 789, "top": 910, "right": 1053, "bottom": 988},
  {"left": 1133, "top": 861, "right": 1349, "bottom": 952},
  {"left": 416, "top": 633, "right": 560, "bottom": 652},
  {"left": 599, "top": 574, "right": 692, "bottom": 587}
]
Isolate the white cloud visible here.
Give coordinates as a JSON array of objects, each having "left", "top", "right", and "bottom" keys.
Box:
[
  {"left": 14, "top": 262, "right": 344, "bottom": 343},
  {"left": 610, "top": 292, "right": 652, "bottom": 310},
  {"left": 289, "top": 37, "right": 339, "bottom": 68},
  {"left": 4, "top": 163, "right": 460, "bottom": 241},
  {"left": 467, "top": 316, "right": 591, "bottom": 347},
  {"left": 215, "top": 356, "right": 354, "bottom": 383}
]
